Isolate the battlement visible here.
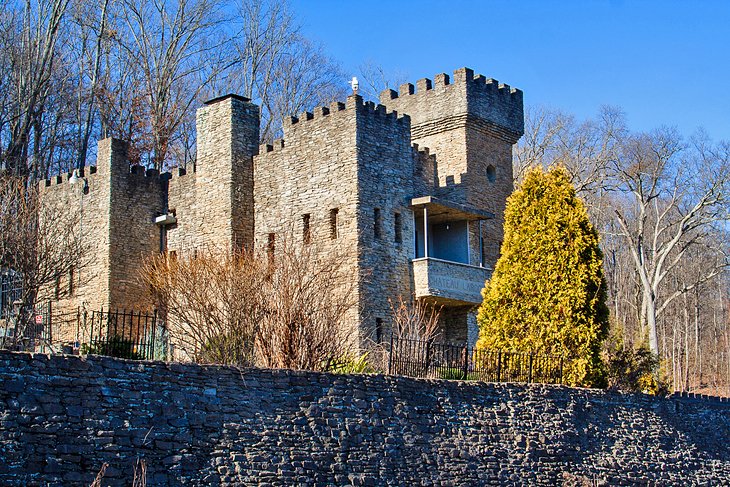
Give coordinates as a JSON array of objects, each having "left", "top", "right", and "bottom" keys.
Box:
[
  {"left": 282, "top": 95, "right": 408, "bottom": 128},
  {"left": 380, "top": 67, "right": 522, "bottom": 102},
  {"left": 41, "top": 164, "right": 167, "bottom": 191},
  {"left": 379, "top": 67, "right": 524, "bottom": 141},
  {"left": 258, "top": 95, "right": 411, "bottom": 160}
]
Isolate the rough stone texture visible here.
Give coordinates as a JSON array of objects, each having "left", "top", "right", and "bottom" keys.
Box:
[
  {"left": 1, "top": 350, "right": 729, "bottom": 486},
  {"left": 39, "top": 67, "right": 523, "bottom": 349},
  {"left": 168, "top": 95, "right": 260, "bottom": 255},
  {"left": 253, "top": 96, "right": 426, "bottom": 345},
  {"left": 413, "top": 257, "right": 491, "bottom": 305},
  {"left": 39, "top": 139, "right": 163, "bottom": 319}
]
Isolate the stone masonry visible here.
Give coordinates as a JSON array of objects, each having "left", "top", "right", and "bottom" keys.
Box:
[
  {"left": 1, "top": 350, "right": 729, "bottom": 486},
  {"left": 38, "top": 67, "right": 523, "bottom": 350}
]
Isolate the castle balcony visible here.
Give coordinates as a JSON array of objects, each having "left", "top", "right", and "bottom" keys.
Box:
[{"left": 410, "top": 196, "right": 492, "bottom": 305}]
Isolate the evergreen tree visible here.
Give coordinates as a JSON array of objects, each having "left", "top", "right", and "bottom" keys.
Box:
[{"left": 476, "top": 166, "right": 609, "bottom": 386}]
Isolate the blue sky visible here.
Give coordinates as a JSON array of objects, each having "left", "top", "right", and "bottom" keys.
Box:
[{"left": 289, "top": 0, "right": 729, "bottom": 141}]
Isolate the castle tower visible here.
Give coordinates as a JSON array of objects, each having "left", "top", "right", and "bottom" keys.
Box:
[
  {"left": 167, "top": 94, "right": 260, "bottom": 254},
  {"left": 39, "top": 137, "right": 165, "bottom": 316},
  {"left": 380, "top": 67, "right": 524, "bottom": 269}
]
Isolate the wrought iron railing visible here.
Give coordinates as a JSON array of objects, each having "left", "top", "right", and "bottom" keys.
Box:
[
  {"left": 388, "top": 336, "right": 564, "bottom": 384},
  {"left": 81, "top": 309, "right": 167, "bottom": 361},
  {"left": 1, "top": 305, "right": 168, "bottom": 361}
]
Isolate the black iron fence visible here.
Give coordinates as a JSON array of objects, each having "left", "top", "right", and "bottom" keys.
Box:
[
  {"left": 0, "top": 301, "right": 53, "bottom": 351},
  {"left": 80, "top": 309, "right": 167, "bottom": 361},
  {"left": 1, "top": 304, "right": 168, "bottom": 361},
  {"left": 388, "top": 336, "right": 564, "bottom": 384}
]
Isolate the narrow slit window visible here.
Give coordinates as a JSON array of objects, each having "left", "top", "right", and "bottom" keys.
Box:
[
  {"left": 375, "top": 318, "right": 383, "bottom": 343},
  {"left": 374, "top": 208, "right": 382, "bottom": 239},
  {"left": 330, "top": 208, "right": 339, "bottom": 239},
  {"left": 486, "top": 164, "right": 496, "bottom": 183},
  {"left": 267, "top": 233, "right": 275, "bottom": 263},
  {"left": 68, "top": 268, "right": 74, "bottom": 296},
  {"left": 302, "top": 214, "right": 311, "bottom": 244},
  {"left": 394, "top": 212, "right": 402, "bottom": 244}
]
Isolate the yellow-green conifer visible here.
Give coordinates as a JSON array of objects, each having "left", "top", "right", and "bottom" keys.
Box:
[{"left": 476, "top": 166, "right": 609, "bottom": 386}]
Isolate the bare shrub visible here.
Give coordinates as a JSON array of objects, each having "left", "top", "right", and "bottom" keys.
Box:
[
  {"left": 254, "top": 239, "right": 357, "bottom": 371},
  {"left": 142, "top": 248, "right": 266, "bottom": 365},
  {"left": 390, "top": 295, "right": 441, "bottom": 343},
  {"left": 142, "top": 238, "right": 357, "bottom": 370},
  {"left": 0, "top": 175, "right": 89, "bottom": 342}
]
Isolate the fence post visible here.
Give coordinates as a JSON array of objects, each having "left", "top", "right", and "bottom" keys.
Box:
[
  {"left": 462, "top": 345, "right": 469, "bottom": 379},
  {"left": 528, "top": 353, "right": 534, "bottom": 383},
  {"left": 425, "top": 339, "right": 431, "bottom": 377},
  {"left": 388, "top": 334, "right": 394, "bottom": 375},
  {"left": 497, "top": 351, "right": 502, "bottom": 382}
]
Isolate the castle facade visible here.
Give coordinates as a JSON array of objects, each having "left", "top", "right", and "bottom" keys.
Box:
[{"left": 41, "top": 67, "right": 523, "bottom": 348}]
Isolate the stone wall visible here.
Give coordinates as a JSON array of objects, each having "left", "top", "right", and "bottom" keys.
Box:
[
  {"left": 380, "top": 68, "right": 523, "bottom": 270},
  {"left": 252, "top": 95, "right": 418, "bottom": 346},
  {"left": 1, "top": 350, "right": 728, "bottom": 486},
  {"left": 38, "top": 138, "right": 164, "bottom": 318},
  {"left": 167, "top": 95, "right": 260, "bottom": 256}
]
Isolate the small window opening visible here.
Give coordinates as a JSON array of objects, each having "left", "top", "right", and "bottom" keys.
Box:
[
  {"left": 330, "top": 208, "right": 339, "bottom": 239},
  {"left": 302, "top": 214, "right": 311, "bottom": 244},
  {"left": 374, "top": 208, "right": 382, "bottom": 240},
  {"left": 68, "top": 268, "right": 75, "bottom": 296},
  {"left": 486, "top": 164, "right": 496, "bottom": 183},
  {"left": 267, "top": 233, "right": 275, "bottom": 264},
  {"left": 394, "top": 212, "right": 402, "bottom": 244},
  {"left": 375, "top": 318, "right": 383, "bottom": 343}
]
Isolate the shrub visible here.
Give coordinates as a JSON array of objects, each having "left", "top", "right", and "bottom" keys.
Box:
[
  {"left": 477, "top": 166, "right": 609, "bottom": 387},
  {"left": 83, "top": 335, "right": 143, "bottom": 360}
]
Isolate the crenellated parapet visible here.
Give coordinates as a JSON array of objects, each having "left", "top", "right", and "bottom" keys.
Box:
[
  {"left": 379, "top": 67, "right": 523, "bottom": 144},
  {"left": 256, "top": 95, "right": 411, "bottom": 162}
]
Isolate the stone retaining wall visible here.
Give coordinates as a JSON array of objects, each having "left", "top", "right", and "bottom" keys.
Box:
[{"left": 1, "top": 350, "right": 728, "bottom": 486}]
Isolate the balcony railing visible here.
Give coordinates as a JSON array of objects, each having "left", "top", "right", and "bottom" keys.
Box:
[{"left": 412, "top": 257, "right": 490, "bottom": 305}]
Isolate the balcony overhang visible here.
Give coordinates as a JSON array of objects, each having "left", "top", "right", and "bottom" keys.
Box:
[
  {"left": 412, "top": 257, "right": 491, "bottom": 306},
  {"left": 410, "top": 196, "right": 494, "bottom": 223}
]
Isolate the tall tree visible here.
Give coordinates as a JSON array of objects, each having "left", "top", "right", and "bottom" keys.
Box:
[
  {"left": 610, "top": 130, "right": 729, "bottom": 356},
  {"left": 0, "top": 0, "right": 71, "bottom": 177},
  {"left": 477, "top": 166, "right": 610, "bottom": 386}
]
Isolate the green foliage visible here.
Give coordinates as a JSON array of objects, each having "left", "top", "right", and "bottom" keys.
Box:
[
  {"left": 200, "top": 333, "right": 254, "bottom": 366},
  {"left": 436, "top": 367, "right": 479, "bottom": 381},
  {"left": 328, "top": 353, "right": 377, "bottom": 374},
  {"left": 82, "top": 336, "right": 143, "bottom": 360},
  {"left": 477, "top": 166, "right": 609, "bottom": 387},
  {"left": 603, "top": 331, "right": 667, "bottom": 394}
]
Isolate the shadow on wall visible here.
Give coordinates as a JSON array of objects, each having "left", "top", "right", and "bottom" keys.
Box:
[{"left": 0, "top": 351, "right": 728, "bottom": 485}]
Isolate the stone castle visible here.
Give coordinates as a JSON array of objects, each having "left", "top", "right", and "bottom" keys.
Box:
[{"left": 40, "top": 67, "right": 523, "bottom": 349}]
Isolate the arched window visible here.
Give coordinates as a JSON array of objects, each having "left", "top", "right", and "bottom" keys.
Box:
[{"left": 486, "top": 164, "right": 496, "bottom": 183}]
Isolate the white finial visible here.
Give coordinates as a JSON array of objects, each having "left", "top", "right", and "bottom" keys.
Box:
[{"left": 350, "top": 76, "right": 359, "bottom": 94}]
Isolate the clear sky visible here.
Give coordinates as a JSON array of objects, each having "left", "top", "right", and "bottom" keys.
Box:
[{"left": 289, "top": 0, "right": 729, "bottom": 141}]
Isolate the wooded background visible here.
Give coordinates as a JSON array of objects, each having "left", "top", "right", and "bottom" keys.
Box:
[{"left": 0, "top": 0, "right": 727, "bottom": 394}]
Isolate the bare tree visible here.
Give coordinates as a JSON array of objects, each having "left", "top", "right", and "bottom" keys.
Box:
[
  {"left": 142, "top": 238, "right": 358, "bottom": 369},
  {"left": 0, "top": 0, "right": 71, "bottom": 177},
  {"left": 356, "top": 61, "right": 408, "bottom": 103},
  {"left": 515, "top": 105, "right": 626, "bottom": 201},
  {"left": 389, "top": 295, "right": 441, "bottom": 343},
  {"left": 0, "top": 174, "right": 89, "bottom": 343},
  {"left": 226, "top": 0, "right": 346, "bottom": 142},
  {"left": 610, "top": 129, "right": 729, "bottom": 356},
  {"left": 115, "top": 0, "right": 233, "bottom": 168}
]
